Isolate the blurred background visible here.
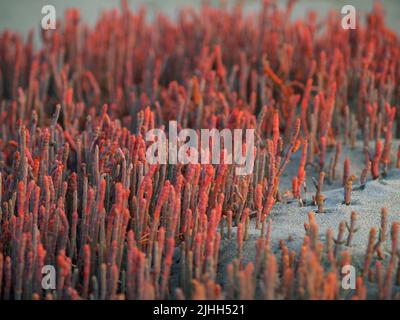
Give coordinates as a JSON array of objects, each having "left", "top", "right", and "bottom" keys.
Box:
[{"left": 0, "top": 0, "right": 399, "bottom": 39}]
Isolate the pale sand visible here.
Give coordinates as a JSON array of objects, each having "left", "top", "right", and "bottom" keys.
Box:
[
  {"left": 169, "top": 140, "right": 400, "bottom": 297},
  {"left": 214, "top": 140, "right": 400, "bottom": 298}
]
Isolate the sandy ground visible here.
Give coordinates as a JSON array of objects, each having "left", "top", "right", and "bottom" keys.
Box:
[
  {"left": 168, "top": 139, "right": 400, "bottom": 298},
  {"left": 214, "top": 140, "right": 400, "bottom": 297}
]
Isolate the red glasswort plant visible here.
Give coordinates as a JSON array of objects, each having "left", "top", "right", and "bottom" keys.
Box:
[{"left": 0, "top": 0, "right": 399, "bottom": 300}]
